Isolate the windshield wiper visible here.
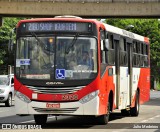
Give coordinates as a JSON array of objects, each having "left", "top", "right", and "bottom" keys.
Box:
[
  {"left": 30, "top": 32, "right": 51, "bottom": 66},
  {"left": 65, "top": 33, "right": 79, "bottom": 54},
  {"left": 30, "top": 32, "right": 45, "bottom": 48}
]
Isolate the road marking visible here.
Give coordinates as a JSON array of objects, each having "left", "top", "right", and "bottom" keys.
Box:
[
  {"left": 112, "top": 127, "right": 130, "bottom": 132},
  {"left": 0, "top": 110, "right": 10, "bottom": 113},
  {"left": 48, "top": 116, "right": 55, "bottom": 119},
  {"left": 20, "top": 120, "right": 35, "bottom": 123},
  {"left": 141, "top": 120, "right": 148, "bottom": 123},
  {"left": 155, "top": 115, "right": 160, "bottom": 118},
  {"left": 141, "top": 115, "right": 160, "bottom": 123}
]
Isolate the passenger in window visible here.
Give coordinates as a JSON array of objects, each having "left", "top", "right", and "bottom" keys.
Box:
[
  {"left": 78, "top": 51, "right": 94, "bottom": 70},
  {"left": 30, "top": 38, "right": 54, "bottom": 70},
  {"left": 68, "top": 53, "right": 77, "bottom": 70}
]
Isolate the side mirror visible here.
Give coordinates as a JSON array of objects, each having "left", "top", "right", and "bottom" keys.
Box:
[
  {"left": 100, "top": 30, "right": 105, "bottom": 40},
  {"left": 101, "top": 40, "right": 104, "bottom": 50},
  {"left": 104, "top": 39, "right": 109, "bottom": 51}
]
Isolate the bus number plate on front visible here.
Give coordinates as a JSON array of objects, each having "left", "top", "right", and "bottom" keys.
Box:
[
  {"left": 46, "top": 103, "right": 60, "bottom": 108},
  {"left": 62, "top": 94, "right": 78, "bottom": 101}
]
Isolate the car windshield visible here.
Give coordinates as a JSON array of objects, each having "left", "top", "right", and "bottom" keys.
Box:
[
  {"left": 16, "top": 35, "right": 97, "bottom": 80},
  {"left": 0, "top": 77, "right": 9, "bottom": 85}
]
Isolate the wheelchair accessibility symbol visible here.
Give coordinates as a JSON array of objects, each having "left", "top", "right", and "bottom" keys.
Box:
[{"left": 56, "top": 69, "right": 65, "bottom": 79}]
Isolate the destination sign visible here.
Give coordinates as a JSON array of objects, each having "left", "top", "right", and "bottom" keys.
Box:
[
  {"left": 27, "top": 23, "right": 76, "bottom": 31},
  {"left": 19, "top": 22, "right": 93, "bottom": 33}
]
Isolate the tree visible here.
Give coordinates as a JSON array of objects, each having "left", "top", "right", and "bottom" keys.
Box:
[{"left": 0, "top": 17, "right": 23, "bottom": 74}]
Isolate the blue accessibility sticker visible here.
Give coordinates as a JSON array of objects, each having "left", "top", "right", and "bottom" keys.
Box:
[
  {"left": 56, "top": 69, "right": 65, "bottom": 79},
  {"left": 20, "top": 59, "right": 30, "bottom": 65}
]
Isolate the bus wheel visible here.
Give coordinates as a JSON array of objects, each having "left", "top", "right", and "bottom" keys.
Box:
[
  {"left": 34, "top": 115, "right": 48, "bottom": 125},
  {"left": 5, "top": 94, "right": 12, "bottom": 107},
  {"left": 130, "top": 91, "right": 139, "bottom": 116},
  {"left": 97, "top": 102, "right": 110, "bottom": 125}
]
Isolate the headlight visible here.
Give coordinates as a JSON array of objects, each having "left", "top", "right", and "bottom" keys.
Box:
[
  {"left": 16, "top": 91, "right": 31, "bottom": 103},
  {"left": 0, "top": 89, "right": 5, "bottom": 94},
  {"left": 80, "top": 90, "right": 98, "bottom": 104}
]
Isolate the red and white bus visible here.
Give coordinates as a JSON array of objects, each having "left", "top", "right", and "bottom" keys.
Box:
[{"left": 14, "top": 16, "right": 150, "bottom": 125}]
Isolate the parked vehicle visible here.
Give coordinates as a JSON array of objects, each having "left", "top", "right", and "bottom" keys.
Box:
[{"left": 0, "top": 74, "right": 14, "bottom": 107}]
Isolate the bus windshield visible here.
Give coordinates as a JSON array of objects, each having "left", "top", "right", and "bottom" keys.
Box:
[{"left": 16, "top": 35, "right": 97, "bottom": 80}]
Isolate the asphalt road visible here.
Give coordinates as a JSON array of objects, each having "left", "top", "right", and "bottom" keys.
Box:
[{"left": 0, "top": 90, "right": 160, "bottom": 131}]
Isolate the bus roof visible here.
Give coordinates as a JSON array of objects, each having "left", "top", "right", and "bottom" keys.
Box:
[{"left": 104, "top": 23, "right": 149, "bottom": 44}]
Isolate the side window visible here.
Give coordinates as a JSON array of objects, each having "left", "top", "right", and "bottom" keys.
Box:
[
  {"left": 100, "top": 31, "right": 115, "bottom": 65},
  {"left": 146, "top": 44, "right": 149, "bottom": 55},
  {"left": 133, "top": 41, "right": 139, "bottom": 67},
  {"left": 11, "top": 78, "right": 14, "bottom": 84},
  {"left": 100, "top": 30, "right": 106, "bottom": 63},
  {"left": 133, "top": 41, "right": 136, "bottom": 53},
  {"left": 144, "top": 43, "right": 149, "bottom": 67},
  {"left": 137, "top": 42, "right": 141, "bottom": 54},
  {"left": 132, "top": 41, "right": 136, "bottom": 67},
  {"left": 143, "top": 44, "right": 146, "bottom": 55},
  {"left": 133, "top": 41, "right": 149, "bottom": 68},
  {"left": 139, "top": 43, "right": 144, "bottom": 67},
  {"left": 109, "top": 35, "right": 114, "bottom": 49},
  {"left": 136, "top": 42, "right": 138, "bottom": 53},
  {"left": 100, "top": 30, "right": 108, "bottom": 77},
  {"left": 137, "top": 42, "right": 141, "bottom": 67},
  {"left": 120, "top": 38, "right": 127, "bottom": 66},
  {"left": 106, "top": 34, "right": 115, "bottom": 65},
  {"left": 120, "top": 38, "right": 124, "bottom": 51},
  {"left": 141, "top": 43, "right": 144, "bottom": 54}
]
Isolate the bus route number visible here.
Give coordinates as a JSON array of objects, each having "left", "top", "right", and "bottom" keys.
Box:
[{"left": 62, "top": 94, "right": 78, "bottom": 101}]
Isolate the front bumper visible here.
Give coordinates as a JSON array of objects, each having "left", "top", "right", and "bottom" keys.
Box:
[{"left": 15, "top": 95, "right": 99, "bottom": 115}]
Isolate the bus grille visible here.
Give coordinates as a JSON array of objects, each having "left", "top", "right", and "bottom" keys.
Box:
[
  {"left": 33, "top": 107, "right": 78, "bottom": 113},
  {"left": 27, "top": 85, "right": 84, "bottom": 94}
]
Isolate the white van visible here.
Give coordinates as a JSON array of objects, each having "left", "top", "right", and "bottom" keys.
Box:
[{"left": 0, "top": 74, "right": 14, "bottom": 107}]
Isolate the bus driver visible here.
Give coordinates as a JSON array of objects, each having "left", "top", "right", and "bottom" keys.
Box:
[{"left": 79, "top": 51, "right": 94, "bottom": 70}]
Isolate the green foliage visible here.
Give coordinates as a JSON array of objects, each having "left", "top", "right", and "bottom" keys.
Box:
[
  {"left": 0, "top": 50, "right": 6, "bottom": 64},
  {"left": 0, "top": 17, "right": 23, "bottom": 70},
  {"left": 105, "top": 19, "right": 160, "bottom": 82},
  {"left": 0, "top": 18, "right": 21, "bottom": 42},
  {"left": 156, "top": 81, "right": 160, "bottom": 91}
]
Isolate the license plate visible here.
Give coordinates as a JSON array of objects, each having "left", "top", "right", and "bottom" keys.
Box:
[{"left": 46, "top": 103, "right": 60, "bottom": 108}]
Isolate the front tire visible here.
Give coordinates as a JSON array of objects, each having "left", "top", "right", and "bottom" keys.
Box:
[
  {"left": 130, "top": 91, "right": 139, "bottom": 116},
  {"left": 34, "top": 115, "right": 48, "bottom": 125},
  {"left": 97, "top": 102, "right": 110, "bottom": 125},
  {"left": 5, "top": 94, "right": 12, "bottom": 107}
]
